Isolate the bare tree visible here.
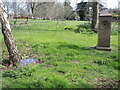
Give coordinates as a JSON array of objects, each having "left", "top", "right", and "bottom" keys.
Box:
[
  {"left": 27, "top": 1, "right": 49, "bottom": 17},
  {"left": 3, "top": 0, "right": 11, "bottom": 17},
  {"left": 3, "top": 0, "right": 25, "bottom": 18},
  {"left": 0, "top": 0, "right": 19, "bottom": 66},
  {"left": 46, "top": 2, "right": 65, "bottom": 20},
  {"left": 33, "top": 2, "right": 51, "bottom": 19},
  {"left": 33, "top": 2, "right": 65, "bottom": 20},
  {"left": 28, "top": 2, "right": 37, "bottom": 15}
]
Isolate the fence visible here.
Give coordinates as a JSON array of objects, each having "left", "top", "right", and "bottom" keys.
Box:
[{"left": 13, "top": 17, "right": 32, "bottom": 19}]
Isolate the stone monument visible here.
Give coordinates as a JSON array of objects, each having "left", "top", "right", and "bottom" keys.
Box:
[{"left": 96, "top": 10, "right": 112, "bottom": 51}]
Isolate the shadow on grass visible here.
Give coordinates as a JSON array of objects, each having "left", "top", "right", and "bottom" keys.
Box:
[
  {"left": 13, "top": 26, "right": 64, "bottom": 32},
  {"left": 56, "top": 42, "right": 93, "bottom": 51}
]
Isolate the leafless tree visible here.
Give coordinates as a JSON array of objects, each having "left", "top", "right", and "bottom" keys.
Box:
[
  {"left": 3, "top": 0, "right": 25, "bottom": 17},
  {"left": 27, "top": 0, "right": 50, "bottom": 17},
  {"left": 47, "top": 2, "right": 65, "bottom": 20},
  {"left": 33, "top": 2, "right": 65, "bottom": 20},
  {"left": 33, "top": 2, "right": 51, "bottom": 19},
  {"left": 3, "top": 0, "right": 12, "bottom": 17}
]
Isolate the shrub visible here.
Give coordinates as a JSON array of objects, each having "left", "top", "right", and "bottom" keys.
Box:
[
  {"left": 74, "top": 22, "right": 92, "bottom": 33},
  {"left": 64, "top": 26, "right": 72, "bottom": 30}
]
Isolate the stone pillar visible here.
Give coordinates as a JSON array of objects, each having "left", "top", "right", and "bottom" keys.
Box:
[{"left": 96, "top": 10, "right": 112, "bottom": 51}]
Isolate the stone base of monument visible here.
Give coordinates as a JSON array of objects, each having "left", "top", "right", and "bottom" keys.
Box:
[{"left": 95, "top": 46, "right": 112, "bottom": 51}]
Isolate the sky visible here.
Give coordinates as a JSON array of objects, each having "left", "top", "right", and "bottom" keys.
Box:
[
  {"left": 2, "top": 0, "right": 119, "bottom": 9},
  {"left": 70, "top": 0, "right": 119, "bottom": 9}
]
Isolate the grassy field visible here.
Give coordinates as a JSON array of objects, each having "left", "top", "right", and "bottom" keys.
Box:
[{"left": 0, "top": 20, "right": 119, "bottom": 88}]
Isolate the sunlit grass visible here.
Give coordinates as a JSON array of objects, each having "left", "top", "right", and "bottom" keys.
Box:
[{"left": 1, "top": 20, "right": 119, "bottom": 88}]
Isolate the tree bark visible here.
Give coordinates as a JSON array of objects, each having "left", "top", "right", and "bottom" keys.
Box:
[
  {"left": 91, "top": 0, "right": 99, "bottom": 33},
  {"left": 0, "top": 0, "right": 19, "bottom": 66}
]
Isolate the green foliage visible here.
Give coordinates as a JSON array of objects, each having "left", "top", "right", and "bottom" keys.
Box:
[
  {"left": 111, "top": 30, "right": 118, "bottom": 35},
  {"left": 111, "top": 22, "right": 119, "bottom": 35},
  {"left": 64, "top": 26, "right": 72, "bottom": 30},
  {"left": 76, "top": 2, "right": 88, "bottom": 20},
  {"left": 74, "top": 22, "right": 92, "bottom": 33}
]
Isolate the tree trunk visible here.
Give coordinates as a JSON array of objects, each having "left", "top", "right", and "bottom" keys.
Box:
[
  {"left": 91, "top": 0, "right": 99, "bottom": 33},
  {"left": 0, "top": 0, "right": 19, "bottom": 66}
]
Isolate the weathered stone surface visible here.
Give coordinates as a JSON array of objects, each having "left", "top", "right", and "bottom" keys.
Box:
[{"left": 96, "top": 10, "right": 112, "bottom": 51}]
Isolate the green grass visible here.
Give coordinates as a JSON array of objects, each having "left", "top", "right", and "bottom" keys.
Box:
[{"left": 1, "top": 20, "right": 119, "bottom": 88}]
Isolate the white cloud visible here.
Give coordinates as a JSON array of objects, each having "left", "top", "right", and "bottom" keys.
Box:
[{"left": 107, "top": 0, "right": 118, "bottom": 9}]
